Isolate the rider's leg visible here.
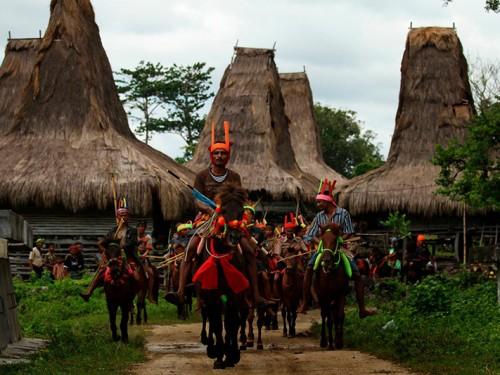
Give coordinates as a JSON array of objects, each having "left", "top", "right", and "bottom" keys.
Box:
[
  {"left": 350, "top": 259, "right": 377, "bottom": 318},
  {"left": 80, "top": 267, "right": 104, "bottom": 302},
  {"left": 298, "top": 252, "right": 318, "bottom": 314}
]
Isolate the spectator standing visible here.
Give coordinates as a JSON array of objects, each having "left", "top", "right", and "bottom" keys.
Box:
[
  {"left": 29, "top": 238, "right": 45, "bottom": 278},
  {"left": 44, "top": 243, "right": 58, "bottom": 277}
]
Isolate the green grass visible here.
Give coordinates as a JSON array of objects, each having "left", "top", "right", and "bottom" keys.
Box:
[
  {"left": 317, "top": 273, "right": 500, "bottom": 375},
  {"left": 2, "top": 273, "right": 197, "bottom": 375}
]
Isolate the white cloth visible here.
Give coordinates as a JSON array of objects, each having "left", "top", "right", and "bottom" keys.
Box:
[{"left": 29, "top": 247, "right": 44, "bottom": 267}]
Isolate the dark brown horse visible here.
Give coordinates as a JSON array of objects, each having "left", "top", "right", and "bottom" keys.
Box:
[
  {"left": 103, "top": 243, "right": 136, "bottom": 343},
  {"left": 128, "top": 257, "right": 153, "bottom": 325},
  {"left": 280, "top": 249, "right": 304, "bottom": 338},
  {"left": 314, "top": 223, "right": 349, "bottom": 350},
  {"left": 192, "top": 185, "right": 251, "bottom": 369}
]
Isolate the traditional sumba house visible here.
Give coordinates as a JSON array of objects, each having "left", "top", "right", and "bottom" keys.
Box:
[
  {"left": 188, "top": 47, "right": 317, "bottom": 211},
  {"left": 280, "top": 72, "right": 346, "bottom": 185},
  {"left": 339, "top": 27, "right": 475, "bottom": 220},
  {"left": 0, "top": 0, "right": 194, "bottom": 269}
]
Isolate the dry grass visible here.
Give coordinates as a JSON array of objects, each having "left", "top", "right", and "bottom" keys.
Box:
[
  {"left": 0, "top": 0, "right": 194, "bottom": 219},
  {"left": 339, "top": 27, "right": 475, "bottom": 216}
]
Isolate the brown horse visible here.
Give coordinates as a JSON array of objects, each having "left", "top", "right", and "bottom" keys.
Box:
[
  {"left": 280, "top": 249, "right": 304, "bottom": 338},
  {"left": 103, "top": 243, "right": 136, "bottom": 343},
  {"left": 314, "top": 223, "right": 349, "bottom": 350},
  {"left": 128, "top": 257, "right": 152, "bottom": 325}
]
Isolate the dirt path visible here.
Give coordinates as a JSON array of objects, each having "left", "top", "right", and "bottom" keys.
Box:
[{"left": 132, "top": 310, "right": 416, "bottom": 375}]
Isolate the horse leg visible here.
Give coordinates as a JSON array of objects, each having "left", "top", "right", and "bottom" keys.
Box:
[
  {"left": 120, "top": 303, "right": 130, "bottom": 343},
  {"left": 211, "top": 305, "right": 225, "bottom": 369},
  {"left": 320, "top": 304, "right": 327, "bottom": 348},
  {"left": 129, "top": 300, "right": 135, "bottom": 325},
  {"left": 143, "top": 302, "right": 148, "bottom": 324},
  {"left": 334, "top": 296, "right": 346, "bottom": 349},
  {"left": 107, "top": 301, "right": 120, "bottom": 342},
  {"left": 239, "top": 304, "right": 248, "bottom": 350},
  {"left": 224, "top": 299, "right": 241, "bottom": 367},
  {"left": 327, "top": 303, "right": 334, "bottom": 350},
  {"left": 281, "top": 306, "right": 288, "bottom": 337},
  {"left": 247, "top": 307, "right": 255, "bottom": 348},
  {"left": 136, "top": 294, "right": 144, "bottom": 325},
  {"left": 201, "top": 307, "right": 208, "bottom": 345},
  {"left": 256, "top": 307, "right": 264, "bottom": 350}
]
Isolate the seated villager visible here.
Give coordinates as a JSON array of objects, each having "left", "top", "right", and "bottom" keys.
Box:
[
  {"left": 298, "top": 178, "right": 377, "bottom": 318},
  {"left": 64, "top": 243, "right": 85, "bottom": 279},
  {"left": 43, "top": 243, "right": 58, "bottom": 278},
  {"left": 170, "top": 121, "right": 273, "bottom": 308},
  {"left": 80, "top": 198, "right": 142, "bottom": 301}
]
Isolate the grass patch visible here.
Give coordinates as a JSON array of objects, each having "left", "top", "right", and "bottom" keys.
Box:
[
  {"left": 2, "top": 273, "right": 196, "bottom": 375},
  {"left": 317, "top": 273, "right": 500, "bottom": 375}
]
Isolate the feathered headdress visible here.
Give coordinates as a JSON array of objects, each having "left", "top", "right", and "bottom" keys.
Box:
[
  {"left": 283, "top": 212, "right": 298, "bottom": 230},
  {"left": 208, "top": 121, "right": 231, "bottom": 164},
  {"left": 116, "top": 196, "right": 129, "bottom": 215},
  {"left": 316, "top": 178, "right": 336, "bottom": 203}
]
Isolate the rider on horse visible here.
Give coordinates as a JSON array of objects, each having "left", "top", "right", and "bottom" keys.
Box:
[
  {"left": 297, "top": 178, "right": 377, "bottom": 318},
  {"left": 172, "top": 121, "right": 273, "bottom": 308},
  {"left": 80, "top": 198, "right": 154, "bottom": 303}
]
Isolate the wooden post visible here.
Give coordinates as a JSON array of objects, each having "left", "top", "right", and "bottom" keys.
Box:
[{"left": 463, "top": 203, "right": 467, "bottom": 266}]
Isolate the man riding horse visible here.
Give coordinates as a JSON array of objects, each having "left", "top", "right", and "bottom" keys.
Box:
[
  {"left": 298, "top": 178, "right": 377, "bottom": 318},
  {"left": 80, "top": 198, "right": 155, "bottom": 303},
  {"left": 170, "top": 121, "right": 273, "bottom": 308}
]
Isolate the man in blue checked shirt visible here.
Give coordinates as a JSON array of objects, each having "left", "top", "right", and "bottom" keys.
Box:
[{"left": 298, "top": 179, "right": 377, "bottom": 318}]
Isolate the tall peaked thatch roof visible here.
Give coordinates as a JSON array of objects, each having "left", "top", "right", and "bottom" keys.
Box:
[
  {"left": 0, "top": 39, "right": 40, "bottom": 133},
  {"left": 339, "top": 27, "right": 474, "bottom": 217},
  {"left": 279, "top": 72, "right": 346, "bottom": 185},
  {"left": 0, "top": 0, "right": 194, "bottom": 219},
  {"left": 188, "top": 47, "right": 317, "bottom": 201}
]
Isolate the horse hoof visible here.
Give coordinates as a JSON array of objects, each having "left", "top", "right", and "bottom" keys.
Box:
[
  {"left": 207, "top": 345, "right": 218, "bottom": 359},
  {"left": 213, "top": 360, "right": 226, "bottom": 369},
  {"left": 320, "top": 339, "right": 327, "bottom": 348},
  {"left": 122, "top": 337, "right": 129, "bottom": 344},
  {"left": 240, "top": 344, "right": 246, "bottom": 351},
  {"left": 201, "top": 335, "right": 208, "bottom": 346},
  {"left": 335, "top": 341, "right": 344, "bottom": 350},
  {"left": 246, "top": 341, "right": 254, "bottom": 348},
  {"left": 257, "top": 344, "right": 264, "bottom": 350},
  {"left": 282, "top": 332, "right": 288, "bottom": 338},
  {"left": 328, "top": 344, "right": 334, "bottom": 351},
  {"left": 288, "top": 333, "right": 296, "bottom": 339},
  {"left": 112, "top": 335, "right": 121, "bottom": 342}
]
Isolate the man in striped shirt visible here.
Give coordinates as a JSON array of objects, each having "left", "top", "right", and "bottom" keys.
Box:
[{"left": 298, "top": 179, "right": 376, "bottom": 318}]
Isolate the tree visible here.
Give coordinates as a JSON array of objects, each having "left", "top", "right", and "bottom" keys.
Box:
[
  {"left": 314, "top": 103, "right": 384, "bottom": 178},
  {"left": 115, "top": 61, "right": 214, "bottom": 160},
  {"left": 468, "top": 57, "right": 500, "bottom": 112},
  {"left": 443, "top": 0, "right": 500, "bottom": 12},
  {"left": 162, "top": 63, "right": 215, "bottom": 162},
  {"left": 115, "top": 61, "right": 171, "bottom": 144},
  {"left": 433, "top": 102, "right": 500, "bottom": 210}
]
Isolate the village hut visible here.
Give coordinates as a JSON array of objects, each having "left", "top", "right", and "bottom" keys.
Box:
[
  {"left": 0, "top": 0, "right": 194, "bottom": 269},
  {"left": 279, "top": 72, "right": 346, "bottom": 185},
  {"left": 338, "top": 27, "right": 475, "bottom": 218},
  {"left": 188, "top": 47, "right": 317, "bottom": 203}
]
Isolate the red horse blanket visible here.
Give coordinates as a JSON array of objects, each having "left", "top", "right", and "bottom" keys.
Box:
[{"left": 192, "top": 239, "right": 249, "bottom": 294}]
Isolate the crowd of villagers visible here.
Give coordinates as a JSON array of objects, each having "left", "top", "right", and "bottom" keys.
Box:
[{"left": 29, "top": 121, "right": 388, "bottom": 319}]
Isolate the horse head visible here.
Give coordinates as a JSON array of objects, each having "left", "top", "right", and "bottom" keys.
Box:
[
  {"left": 213, "top": 184, "right": 248, "bottom": 248},
  {"left": 104, "top": 242, "right": 127, "bottom": 283},
  {"left": 319, "top": 223, "right": 341, "bottom": 273}
]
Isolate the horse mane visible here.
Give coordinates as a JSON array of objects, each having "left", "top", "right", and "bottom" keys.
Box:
[
  {"left": 214, "top": 184, "right": 247, "bottom": 221},
  {"left": 321, "top": 223, "right": 341, "bottom": 237}
]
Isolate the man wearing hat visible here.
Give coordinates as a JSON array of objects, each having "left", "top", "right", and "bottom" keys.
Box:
[
  {"left": 29, "top": 238, "right": 45, "bottom": 278},
  {"left": 298, "top": 179, "right": 376, "bottom": 318}
]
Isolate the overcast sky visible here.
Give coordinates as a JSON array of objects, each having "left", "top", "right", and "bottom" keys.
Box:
[{"left": 1, "top": 0, "right": 499, "bottom": 159}]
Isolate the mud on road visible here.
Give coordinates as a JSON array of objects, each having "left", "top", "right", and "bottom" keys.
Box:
[{"left": 132, "top": 310, "right": 416, "bottom": 375}]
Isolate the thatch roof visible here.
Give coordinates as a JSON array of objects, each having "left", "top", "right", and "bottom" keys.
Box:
[
  {"left": 279, "top": 72, "right": 346, "bottom": 185},
  {"left": 0, "top": 0, "right": 194, "bottom": 219},
  {"left": 188, "top": 47, "right": 317, "bottom": 201},
  {"left": 338, "top": 27, "right": 474, "bottom": 217}
]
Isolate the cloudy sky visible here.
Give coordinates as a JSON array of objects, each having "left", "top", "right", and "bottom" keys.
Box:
[{"left": 1, "top": 0, "right": 498, "bottom": 159}]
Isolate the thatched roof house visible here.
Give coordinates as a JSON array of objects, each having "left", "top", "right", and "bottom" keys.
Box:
[
  {"left": 338, "top": 27, "right": 474, "bottom": 217},
  {"left": 280, "top": 72, "right": 346, "bottom": 185},
  {"left": 188, "top": 47, "right": 317, "bottom": 201},
  {"left": 0, "top": 0, "right": 194, "bottom": 220}
]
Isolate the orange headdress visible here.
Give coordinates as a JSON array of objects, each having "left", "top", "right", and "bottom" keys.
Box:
[
  {"left": 208, "top": 121, "right": 231, "bottom": 164},
  {"left": 283, "top": 212, "right": 298, "bottom": 230}
]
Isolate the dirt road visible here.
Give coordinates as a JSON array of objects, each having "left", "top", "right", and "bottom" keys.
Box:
[{"left": 132, "top": 311, "right": 416, "bottom": 374}]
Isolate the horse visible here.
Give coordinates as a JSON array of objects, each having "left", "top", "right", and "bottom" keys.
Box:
[
  {"left": 314, "top": 223, "right": 349, "bottom": 350},
  {"left": 280, "top": 247, "right": 304, "bottom": 338},
  {"left": 127, "top": 256, "right": 152, "bottom": 325},
  {"left": 103, "top": 242, "right": 136, "bottom": 343},
  {"left": 191, "top": 185, "right": 251, "bottom": 369}
]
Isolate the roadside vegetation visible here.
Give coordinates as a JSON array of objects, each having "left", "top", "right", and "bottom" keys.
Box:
[{"left": 3, "top": 274, "right": 192, "bottom": 375}]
